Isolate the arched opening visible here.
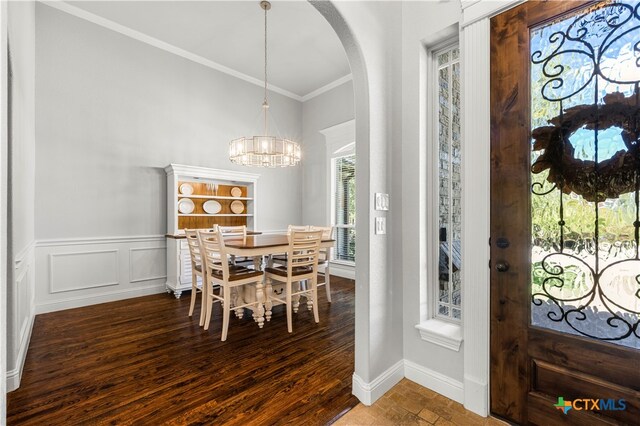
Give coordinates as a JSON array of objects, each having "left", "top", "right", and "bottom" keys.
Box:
[
  {"left": 309, "top": 0, "right": 371, "bottom": 403},
  {"left": 308, "top": 1, "right": 371, "bottom": 398}
]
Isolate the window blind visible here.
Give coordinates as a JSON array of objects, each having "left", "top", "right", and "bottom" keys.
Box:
[{"left": 334, "top": 154, "right": 356, "bottom": 263}]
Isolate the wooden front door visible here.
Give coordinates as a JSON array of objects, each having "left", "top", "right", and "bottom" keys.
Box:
[{"left": 490, "top": 1, "right": 640, "bottom": 424}]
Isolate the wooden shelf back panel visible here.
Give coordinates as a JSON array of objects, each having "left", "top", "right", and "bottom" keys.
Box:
[
  {"left": 176, "top": 181, "right": 249, "bottom": 231},
  {"left": 177, "top": 198, "right": 246, "bottom": 216},
  {"left": 178, "top": 215, "right": 247, "bottom": 230}
]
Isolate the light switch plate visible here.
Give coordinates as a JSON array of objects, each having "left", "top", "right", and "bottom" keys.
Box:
[
  {"left": 374, "top": 193, "right": 389, "bottom": 211},
  {"left": 375, "top": 217, "right": 386, "bottom": 235}
]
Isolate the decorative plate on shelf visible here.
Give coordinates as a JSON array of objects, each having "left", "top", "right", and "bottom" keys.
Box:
[
  {"left": 230, "top": 187, "right": 242, "bottom": 198},
  {"left": 230, "top": 200, "right": 245, "bottom": 214},
  {"left": 178, "top": 198, "right": 195, "bottom": 214},
  {"left": 179, "top": 183, "right": 194, "bottom": 195},
  {"left": 203, "top": 200, "right": 222, "bottom": 215}
]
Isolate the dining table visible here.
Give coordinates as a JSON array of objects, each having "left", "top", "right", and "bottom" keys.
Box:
[{"left": 223, "top": 233, "right": 335, "bottom": 327}]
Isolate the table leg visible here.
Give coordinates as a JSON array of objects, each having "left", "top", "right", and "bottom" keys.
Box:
[
  {"left": 255, "top": 278, "right": 265, "bottom": 328},
  {"left": 265, "top": 276, "right": 273, "bottom": 322},
  {"left": 246, "top": 285, "right": 258, "bottom": 322},
  {"left": 232, "top": 288, "right": 244, "bottom": 319},
  {"left": 259, "top": 255, "right": 269, "bottom": 271}
]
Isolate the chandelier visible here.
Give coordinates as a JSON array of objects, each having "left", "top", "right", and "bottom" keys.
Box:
[{"left": 229, "top": 1, "right": 301, "bottom": 168}]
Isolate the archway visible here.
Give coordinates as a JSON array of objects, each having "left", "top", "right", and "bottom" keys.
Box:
[{"left": 309, "top": 0, "right": 378, "bottom": 405}]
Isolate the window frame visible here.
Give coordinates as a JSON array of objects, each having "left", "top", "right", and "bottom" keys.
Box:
[
  {"left": 330, "top": 150, "right": 356, "bottom": 266},
  {"left": 416, "top": 38, "right": 464, "bottom": 351}
]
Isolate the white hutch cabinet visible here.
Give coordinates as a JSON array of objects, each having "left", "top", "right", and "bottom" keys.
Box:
[{"left": 165, "top": 164, "right": 259, "bottom": 298}]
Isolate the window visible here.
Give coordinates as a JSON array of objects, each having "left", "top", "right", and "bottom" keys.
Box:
[
  {"left": 415, "top": 41, "right": 462, "bottom": 350},
  {"left": 435, "top": 44, "right": 461, "bottom": 321},
  {"left": 333, "top": 154, "right": 356, "bottom": 263}
]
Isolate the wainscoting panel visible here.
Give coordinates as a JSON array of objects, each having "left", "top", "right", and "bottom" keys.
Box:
[
  {"left": 8, "top": 241, "right": 36, "bottom": 391},
  {"left": 129, "top": 247, "right": 166, "bottom": 283},
  {"left": 35, "top": 235, "right": 167, "bottom": 314},
  {"left": 49, "top": 249, "right": 119, "bottom": 293}
]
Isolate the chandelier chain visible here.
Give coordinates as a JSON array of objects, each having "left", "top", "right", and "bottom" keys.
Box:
[
  {"left": 264, "top": 4, "right": 268, "bottom": 102},
  {"left": 263, "top": 2, "right": 268, "bottom": 133}
]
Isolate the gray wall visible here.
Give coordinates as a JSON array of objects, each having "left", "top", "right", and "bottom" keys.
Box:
[
  {"left": 7, "top": 0, "right": 36, "bottom": 390},
  {"left": 301, "top": 80, "right": 354, "bottom": 226},
  {"left": 321, "top": 0, "right": 405, "bottom": 388},
  {"left": 35, "top": 4, "right": 303, "bottom": 240}
]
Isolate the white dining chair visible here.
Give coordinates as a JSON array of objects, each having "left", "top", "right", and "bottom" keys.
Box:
[
  {"left": 184, "top": 229, "right": 206, "bottom": 326},
  {"left": 265, "top": 230, "right": 322, "bottom": 333},
  {"left": 309, "top": 225, "right": 334, "bottom": 303},
  {"left": 272, "top": 225, "right": 309, "bottom": 266},
  {"left": 198, "top": 229, "right": 264, "bottom": 341},
  {"left": 218, "top": 225, "right": 246, "bottom": 237},
  {"left": 218, "top": 225, "right": 256, "bottom": 268}
]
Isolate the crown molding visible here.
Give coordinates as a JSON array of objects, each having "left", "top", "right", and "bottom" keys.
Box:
[
  {"left": 301, "top": 73, "right": 352, "bottom": 102},
  {"left": 40, "top": 0, "right": 307, "bottom": 101}
]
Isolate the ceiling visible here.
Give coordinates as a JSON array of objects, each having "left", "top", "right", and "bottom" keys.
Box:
[{"left": 67, "top": 1, "right": 351, "bottom": 100}]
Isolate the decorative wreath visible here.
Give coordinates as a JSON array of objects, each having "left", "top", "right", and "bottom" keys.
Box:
[{"left": 531, "top": 92, "right": 640, "bottom": 202}]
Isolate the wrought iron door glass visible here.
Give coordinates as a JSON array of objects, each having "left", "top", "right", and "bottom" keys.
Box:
[{"left": 530, "top": 0, "right": 640, "bottom": 348}]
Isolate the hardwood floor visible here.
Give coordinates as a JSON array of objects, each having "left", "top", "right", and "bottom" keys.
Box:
[{"left": 7, "top": 276, "right": 358, "bottom": 425}]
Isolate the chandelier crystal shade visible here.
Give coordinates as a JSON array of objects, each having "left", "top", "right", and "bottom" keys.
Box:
[
  {"left": 229, "top": 1, "right": 301, "bottom": 168},
  {"left": 230, "top": 136, "right": 301, "bottom": 167}
]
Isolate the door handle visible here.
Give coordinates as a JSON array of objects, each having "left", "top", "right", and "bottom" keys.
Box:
[{"left": 496, "top": 261, "right": 510, "bottom": 272}]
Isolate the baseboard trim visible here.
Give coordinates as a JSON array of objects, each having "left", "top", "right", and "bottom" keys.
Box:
[
  {"left": 35, "top": 283, "right": 167, "bottom": 314},
  {"left": 328, "top": 262, "right": 355, "bottom": 280},
  {"left": 6, "top": 309, "right": 35, "bottom": 392},
  {"left": 352, "top": 359, "right": 404, "bottom": 405},
  {"left": 464, "top": 375, "right": 488, "bottom": 416},
  {"left": 404, "top": 359, "right": 464, "bottom": 404}
]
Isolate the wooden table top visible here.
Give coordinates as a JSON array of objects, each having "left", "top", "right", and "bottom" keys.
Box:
[
  {"left": 166, "top": 231, "right": 262, "bottom": 239},
  {"left": 224, "top": 234, "right": 335, "bottom": 249}
]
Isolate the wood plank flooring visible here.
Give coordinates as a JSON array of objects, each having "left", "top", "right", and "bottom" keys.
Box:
[
  {"left": 335, "top": 379, "right": 508, "bottom": 426},
  {"left": 8, "top": 276, "right": 358, "bottom": 425}
]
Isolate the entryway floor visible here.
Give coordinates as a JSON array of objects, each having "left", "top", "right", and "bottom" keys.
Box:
[{"left": 334, "top": 379, "right": 508, "bottom": 426}]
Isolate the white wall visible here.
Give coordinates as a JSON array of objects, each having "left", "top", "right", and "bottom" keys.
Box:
[
  {"left": 6, "top": 0, "right": 36, "bottom": 392},
  {"left": 301, "top": 80, "right": 354, "bottom": 226},
  {"left": 34, "top": 4, "right": 303, "bottom": 312},
  {"left": 401, "top": 0, "right": 464, "bottom": 389}
]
